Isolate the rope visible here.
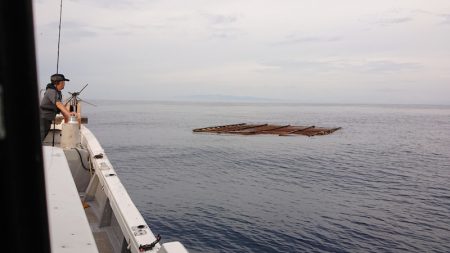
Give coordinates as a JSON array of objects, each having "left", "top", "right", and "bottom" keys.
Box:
[{"left": 73, "top": 148, "right": 90, "bottom": 171}]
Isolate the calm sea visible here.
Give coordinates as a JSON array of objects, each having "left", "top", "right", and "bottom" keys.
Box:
[{"left": 83, "top": 101, "right": 450, "bottom": 253}]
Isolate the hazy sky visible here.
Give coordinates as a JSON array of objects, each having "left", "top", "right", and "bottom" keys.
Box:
[{"left": 33, "top": 0, "right": 450, "bottom": 104}]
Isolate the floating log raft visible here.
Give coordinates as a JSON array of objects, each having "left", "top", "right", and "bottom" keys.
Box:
[{"left": 193, "top": 123, "right": 341, "bottom": 136}]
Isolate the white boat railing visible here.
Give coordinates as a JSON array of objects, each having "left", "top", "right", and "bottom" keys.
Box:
[{"left": 81, "top": 125, "right": 188, "bottom": 253}]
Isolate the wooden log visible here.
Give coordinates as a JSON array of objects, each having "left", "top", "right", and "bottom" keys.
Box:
[
  {"left": 246, "top": 125, "right": 291, "bottom": 135},
  {"left": 223, "top": 124, "right": 268, "bottom": 134},
  {"left": 193, "top": 123, "right": 246, "bottom": 132},
  {"left": 279, "top": 126, "right": 315, "bottom": 136}
]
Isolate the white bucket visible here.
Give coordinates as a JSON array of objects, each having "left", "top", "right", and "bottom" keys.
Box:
[{"left": 60, "top": 116, "right": 80, "bottom": 149}]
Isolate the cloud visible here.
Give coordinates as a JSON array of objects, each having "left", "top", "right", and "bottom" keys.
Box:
[
  {"left": 202, "top": 13, "right": 239, "bottom": 25},
  {"left": 360, "top": 9, "right": 414, "bottom": 27},
  {"left": 360, "top": 60, "right": 421, "bottom": 73},
  {"left": 208, "top": 27, "right": 244, "bottom": 39},
  {"left": 375, "top": 88, "right": 405, "bottom": 93},
  {"left": 411, "top": 9, "right": 450, "bottom": 25},
  {"left": 268, "top": 59, "right": 340, "bottom": 72},
  {"left": 200, "top": 12, "right": 243, "bottom": 39},
  {"left": 68, "top": 0, "right": 149, "bottom": 9},
  {"left": 267, "top": 58, "right": 421, "bottom": 74},
  {"left": 368, "top": 16, "right": 413, "bottom": 27},
  {"left": 274, "top": 34, "right": 341, "bottom": 45},
  {"left": 40, "top": 20, "right": 147, "bottom": 40},
  {"left": 439, "top": 14, "right": 450, "bottom": 25},
  {"left": 41, "top": 21, "right": 98, "bottom": 39}
]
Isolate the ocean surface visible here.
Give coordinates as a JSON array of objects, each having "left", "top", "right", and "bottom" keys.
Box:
[{"left": 83, "top": 101, "right": 450, "bottom": 253}]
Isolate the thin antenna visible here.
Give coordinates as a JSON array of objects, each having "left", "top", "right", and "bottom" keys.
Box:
[{"left": 56, "top": 0, "right": 63, "bottom": 73}]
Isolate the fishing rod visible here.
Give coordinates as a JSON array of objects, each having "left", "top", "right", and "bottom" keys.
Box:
[
  {"left": 50, "top": 0, "right": 93, "bottom": 146},
  {"left": 56, "top": 0, "right": 63, "bottom": 74},
  {"left": 52, "top": 0, "right": 63, "bottom": 147}
]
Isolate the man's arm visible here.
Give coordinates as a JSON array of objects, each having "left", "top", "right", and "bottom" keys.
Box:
[{"left": 56, "top": 101, "right": 75, "bottom": 121}]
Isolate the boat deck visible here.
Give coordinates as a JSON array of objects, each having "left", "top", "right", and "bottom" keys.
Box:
[
  {"left": 43, "top": 146, "right": 99, "bottom": 253},
  {"left": 193, "top": 123, "right": 341, "bottom": 136}
]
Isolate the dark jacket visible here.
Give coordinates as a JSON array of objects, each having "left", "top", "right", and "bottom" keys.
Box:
[{"left": 40, "top": 83, "right": 62, "bottom": 120}]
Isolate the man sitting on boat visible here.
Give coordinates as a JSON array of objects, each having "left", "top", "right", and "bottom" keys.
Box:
[{"left": 40, "top": 73, "right": 76, "bottom": 141}]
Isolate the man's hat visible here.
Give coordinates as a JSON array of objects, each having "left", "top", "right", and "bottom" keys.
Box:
[{"left": 50, "top": 73, "right": 70, "bottom": 82}]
